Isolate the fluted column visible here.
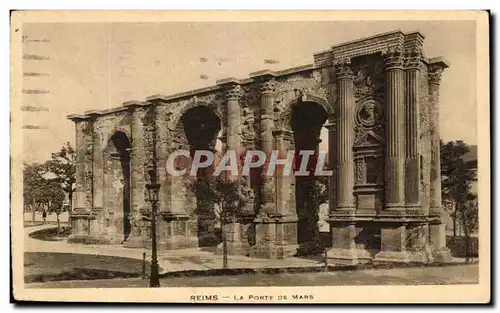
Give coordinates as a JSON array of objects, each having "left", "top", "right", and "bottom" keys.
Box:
[
  {"left": 383, "top": 47, "right": 406, "bottom": 212},
  {"left": 327, "top": 59, "right": 358, "bottom": 266},
  {"left": 427, "top": 61, "right": 452, "bottom": 262},
  {"left": 259, "top": 78, "right": 276, "bottom": 213},
  {"left": 404, "top": 48, "right": 422, "bottom": 212},
  {"left": 428, "top": 67, "right": 444, "bottom": 216},
  {"left": 225, "top": 83, "right": 243, "bottom": 173},
  {"left": 334, "top": 59, "right": 355, "bottom": 212}
]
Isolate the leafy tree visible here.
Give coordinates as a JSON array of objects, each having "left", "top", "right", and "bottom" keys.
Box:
[
  {"left": 23, "top": 161, "right": 66, "bottom": 231},
  {"left": 45, "top": 142, "right": 76, "bottom": 212},
  {"left": 23, "top": 163, "right": 48, "bottom": 221},
  {"left": 440, "top": 140, "right": 478, "bottom": 262},
  {"left": 188, "top": 175, "right": 250, "bottom": 268},
  {"left": 459, "top": 194, "right": 478, "bottom": 263},
  {"left": 44, "top": 178, "right": 66, "bottom": 235}
]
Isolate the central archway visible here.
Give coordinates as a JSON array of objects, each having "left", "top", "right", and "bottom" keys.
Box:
[
  {"left": 181, "top": 106, "right": 222, "bottom": 247},
  {"left": 291, "top": 101, "right": 329, "bottom": 255}
]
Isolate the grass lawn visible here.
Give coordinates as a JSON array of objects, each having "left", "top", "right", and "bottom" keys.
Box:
[
  {"left": 27, "top": 263, "right": 479, "bottom": 288},
  {"left": 24, "top": 252, "right": 159, "bottom": 283}
]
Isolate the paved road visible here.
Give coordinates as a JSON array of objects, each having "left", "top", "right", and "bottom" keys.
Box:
[
  {"left": 24, "top": 225, "right": 322, "bottom": 274},
  {"left": 27, "top": 263, "right": 479, "bottom": 288}
]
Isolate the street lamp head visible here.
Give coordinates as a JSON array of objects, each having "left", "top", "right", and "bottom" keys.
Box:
[
  {"left": 146, "top": 169, "right": 160, "bottom": 203},
  {"left": 148, "top": 169, "right": 157, "bottom": 184}
]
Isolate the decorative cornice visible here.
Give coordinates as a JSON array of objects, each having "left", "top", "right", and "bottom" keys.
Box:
[
  {"left": 67, "top": 114, "right": 90, "bottom": 122},
  {"left": 383, "top": 46, "right": 405, "bottom": 70},
  {"left": 122, "top": 100, "right": 146, "bottom": 109},
  {"left": 334, "top": 58, "right": 354, "bottom": 80}
]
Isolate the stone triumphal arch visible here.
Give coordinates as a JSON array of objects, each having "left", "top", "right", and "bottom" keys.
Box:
[{"left": 67, "top": 30, "right": 452, "bottom": 264}]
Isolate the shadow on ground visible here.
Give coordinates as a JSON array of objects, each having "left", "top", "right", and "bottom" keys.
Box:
[
  {"left": 24, "top": 252, "right": 161, "bottom": 283},
  {"left": 29, "top": 226, "right": 71, "bottom": 242}
]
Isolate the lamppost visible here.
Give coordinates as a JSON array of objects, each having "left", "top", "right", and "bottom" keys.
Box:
[{"left": 146, "top": 169, "right": 160, "bottom": 288}]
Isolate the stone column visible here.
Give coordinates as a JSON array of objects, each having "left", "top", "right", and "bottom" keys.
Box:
[
  {"left": 225, "top": 83, "right": 243, "bottom": 162},
  {"left": 259, "top": 77, "right": 277, "bottom": 214},
  {"left": 334, "top": 59, "right": 356, "bottom": 213},
  {"left": 154, "top": 104, "right": 169, "bottom": 214},
  {"left": 123, "top": 102, "right": 148, "bottom": 248},
  {"left": 86, "top": 112, "right": 106, "bottom": 241},
  {"left": 327, "top": 59, "right": 358, "bottom": 265},
  {"left": 68, "top": 115, "right": 93, "bottom": 243},
  {"left": 428, "top": 60, "right": 452, "bottom": 262},
  {"left": 70, "top": 117, "right": 92, "bottom": 211},
  {"left": 215, "top": 80, "right": 250, "bottom": 255},
  {"left": 374, "top": 47, "right": 409, "bottom": 263},
  {"left": 404, "top": 48, "right": 422, "bottom": 214},
  {"left": 383, "top": 47, "right": 406, "bottom": 213}
]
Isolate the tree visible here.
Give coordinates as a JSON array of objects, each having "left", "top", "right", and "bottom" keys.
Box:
[
  {"left": 188, "top": 175, "right": 250, "bottom": 269},
  {"left": 459, "top": 194, "right": 478, "bottom": 263},
  {"left": 44, "top": 178, "right": 66, "bottom": 235},
  {"left": 23, "top": 163, "right": 47, "bottom": 221},
  {"left": 23, "top": 161, "right": 66, "bottom": 231},
  {"left": 440, "top": 140, "right": 478, "bottom": 262},
  {"left": 45, "top": 142, "right": 76, "bottom": 212}
]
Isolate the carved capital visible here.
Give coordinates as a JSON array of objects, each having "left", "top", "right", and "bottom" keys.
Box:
[
  {"left": 428, "top": 68, "right": 444, "bottom": 85},
  {"left": 78, "top": 120, "right": 93, "bottom": 135},
  {"left": 334, "top": 58, "right": 354, "bottom": 80},
  {"left": 404, "top": 47, "right": 424, "bottom": 70},
  {"left": 260, "top": 79, "right": 276, "bottom": 94},
  {"left": 226, "top": 84, "right": 243, "bottom": 100},
  {"left": 383, "top": 46, "right": 405, "bottom": 70}
]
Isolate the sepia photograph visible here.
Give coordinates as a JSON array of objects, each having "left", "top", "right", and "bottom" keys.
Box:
[{"left": 10, "top": 10, "right": 490, "bottom": 303}]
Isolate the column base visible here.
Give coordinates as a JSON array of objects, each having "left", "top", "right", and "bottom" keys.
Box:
[
  {"left": 327, "top": 248, "right": 358, "bottom": 265},
  {"left": 249, "top": 242, "right": 299, "bottom": 259},
  {"left": 327, "top": 247, "right": 373, "bottom": 265},
  {"left": 373, "top": 250, "right": 430, "bottom": 264}
]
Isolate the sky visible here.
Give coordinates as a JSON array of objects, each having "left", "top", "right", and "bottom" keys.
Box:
[{"left": 19, "top": 20, "right": 477, "bottom": 163}]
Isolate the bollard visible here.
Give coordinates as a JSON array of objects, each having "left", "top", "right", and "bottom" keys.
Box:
[
  {"left": 324, "top": 247, "right": 328, "bottom": 273},
  {"left": 142, "top": 252, "right": 146, "bottom": 280}
]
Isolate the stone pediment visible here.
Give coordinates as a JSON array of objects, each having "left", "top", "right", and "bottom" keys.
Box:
[{"left": 354, "top": 130, "right": 384, "bottom": 148}]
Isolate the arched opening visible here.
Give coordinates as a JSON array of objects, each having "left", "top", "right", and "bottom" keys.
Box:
[
  {"left": 181, "top": 106, "right": 222, "bottom": 247},
  {"left": 104, "top": 131, "right": 132, "bottom": 243},
  {"left": 291, "top": 101, "right": 329, "bottom": 255}
]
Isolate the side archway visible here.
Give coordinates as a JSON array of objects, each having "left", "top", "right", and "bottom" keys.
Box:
[{"left": 103, "top": 131, "right": 132, "bottom": 244}]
